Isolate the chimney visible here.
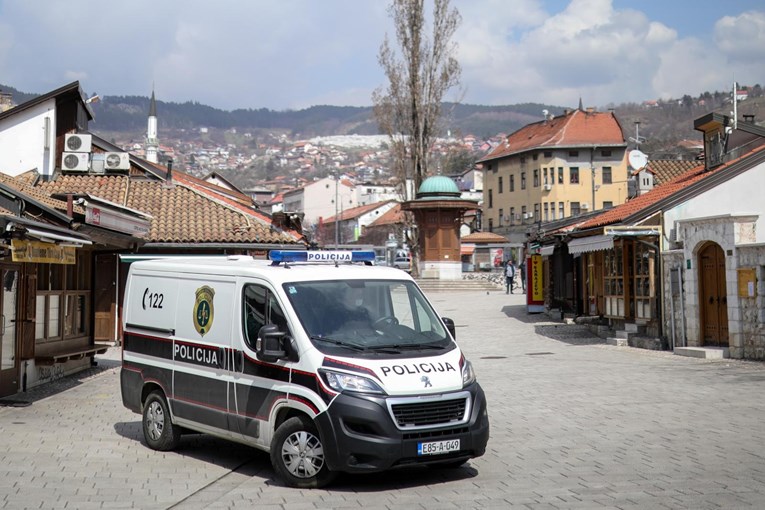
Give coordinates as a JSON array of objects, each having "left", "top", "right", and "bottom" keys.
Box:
[
  {"left": 163, "top": 159, "right": 174, "bottom": 188},
  {"left": 0, "top": 91, "right": 13, "bottom": 113}
]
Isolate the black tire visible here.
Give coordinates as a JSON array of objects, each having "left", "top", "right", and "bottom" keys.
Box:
[
  {"left": 142, "top": 391, "right": 181, "bottom": 451},
  {"left": 270, "top": 416, "right": 336, "bottom": 488}
]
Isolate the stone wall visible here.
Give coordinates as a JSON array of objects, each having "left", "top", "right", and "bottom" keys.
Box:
[
  {"left": 661, "top": 250, "right": 686, "bottom": 349},
  {"left": 733, "top": 244, "right": 765, "bottom": 360}
]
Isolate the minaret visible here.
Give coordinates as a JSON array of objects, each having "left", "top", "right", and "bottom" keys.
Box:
[{"left": 146, "top": 89, "right": 159, "bottom": 164}]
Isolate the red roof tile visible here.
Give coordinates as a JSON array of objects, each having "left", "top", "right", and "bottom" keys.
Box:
[
  {"left": 461, "top": 231, "right": 510, "bottom": 243},
  {"left": 35, "top": 173, "right": 303, "bottom": 245},
  {"left": 577, "top": 146, "right": 765, "bottom": 230},
  {"left": 479, "top": 109, "right": 625, "bottom": 162}
]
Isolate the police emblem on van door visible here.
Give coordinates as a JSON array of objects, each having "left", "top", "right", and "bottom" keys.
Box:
[{"left": 193, "top": 286, "right": 215, "bottom": 336}]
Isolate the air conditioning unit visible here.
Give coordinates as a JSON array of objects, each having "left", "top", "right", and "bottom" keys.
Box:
[
  {"left": 61, "top": 152, "right": 89, "bottom": 172},
  {"left": 64, "top": 133, "right": 92, "bottom": 153},
  {"left": 581, "top": 202, "right": 590, "bottom": 209},
  {"left": 104, "top": 152, "right": 130, "bottom": 170},
  {"left": 543, "top": 183, "right": 552, "bottom": 191}
]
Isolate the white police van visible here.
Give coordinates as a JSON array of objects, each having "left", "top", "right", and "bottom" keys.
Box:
[{"left": 120, "top": 250, "right": 489, "bottom": 488}]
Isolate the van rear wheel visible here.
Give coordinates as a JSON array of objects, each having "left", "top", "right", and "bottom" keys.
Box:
[
  {"left": 270, "top": 416, "right": 336, "bottom": 488},
  {"left": 142, "top": 391, "right": 180, "bottom": 451}
]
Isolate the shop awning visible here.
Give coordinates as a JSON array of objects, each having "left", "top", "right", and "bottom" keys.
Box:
[
  {"left": 567, "top": 235, "right": 614, "bottom": 256},
  {"left": 539, "top": 245, "right": 555, "bottom": 257},
  {"left": 24, "top": 227, "right": 92, "bottom": 246},
  {"left": 460, "top": 244, "right": 475, "bottom": 255}
]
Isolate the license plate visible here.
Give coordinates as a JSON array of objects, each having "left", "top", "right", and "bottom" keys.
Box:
[{"left": 417, "top": 439, "right": 460, "bottom": 456}]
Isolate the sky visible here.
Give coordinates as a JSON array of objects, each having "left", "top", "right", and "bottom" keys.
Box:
[{"left": 1, "top": 0, "right": 764, "bottom": 111}]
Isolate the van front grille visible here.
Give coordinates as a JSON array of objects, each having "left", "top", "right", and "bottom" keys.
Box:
[{"left": 390, "top": 397, "right": 467, "bottom": 428}]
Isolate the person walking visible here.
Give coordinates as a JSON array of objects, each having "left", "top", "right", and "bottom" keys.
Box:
[
  {"left": 519, "top": 259, "right": 526, "bottom": 292},
  {"left": 505, "top": 260, "right": 516, "bottom": 294}
]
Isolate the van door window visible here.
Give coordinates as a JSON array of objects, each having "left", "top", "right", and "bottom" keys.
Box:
[{"left": 243, "top": 284, "right": 289, "bottom": 350}]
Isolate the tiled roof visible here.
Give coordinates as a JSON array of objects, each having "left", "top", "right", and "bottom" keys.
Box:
[
  {"left": 0, "top": 172, "right": 84, "bottom": 215},
  {"left": 478, "top": 109, "right": 625, "bottom": 162},
  {"left": 369, "top": 203, "right": 404, "bottom": 226},
  {"left": 461, "top": 231, "right": 510, "bottom": 243},
  {"left": 576, "top": 146, "right": 765, "bottom": 230},
  {"left": 324, "top": 200, "right": 396, "bottom": 223},
  {"left": 644, "top": 159, "right": 700, "bottom": 186},
  {"left": 35, "top": 173, "right": 303, "bottom": 245}
]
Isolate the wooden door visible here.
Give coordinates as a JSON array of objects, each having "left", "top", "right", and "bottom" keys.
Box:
[
  {"left": 699, "top": 243, "right": 729, "bottom": 346},
  {"left": 93, "top": 254, "right": 117, "bottom": 342}
]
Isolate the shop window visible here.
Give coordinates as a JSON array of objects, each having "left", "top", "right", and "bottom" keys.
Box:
[
  {"left": 634, "top": 242, "right": 655, "bottom": 319},
  {"left": 604, "top": 243, "right": 625, "bottom": 317},
  {"left": 36, "top": 258, "right": 91, "bottom": 343}
]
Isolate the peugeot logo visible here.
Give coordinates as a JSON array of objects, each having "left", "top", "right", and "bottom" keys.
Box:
[{"left": 421, "top": 375, "right": 432, "bottom": 388}]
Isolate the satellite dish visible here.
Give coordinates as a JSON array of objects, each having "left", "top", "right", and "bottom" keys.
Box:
[{"left": 628, "top": 149, "right": 648, "bottom": 171}]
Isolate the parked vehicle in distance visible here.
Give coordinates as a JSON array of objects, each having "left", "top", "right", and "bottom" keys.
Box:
[{"left": 393, "top": 256, "right": 411, "bottom": 272}]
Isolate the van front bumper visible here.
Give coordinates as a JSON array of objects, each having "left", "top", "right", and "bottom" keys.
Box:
[{"left": 315, "top": 382, "right": 489, "bottom": 473}]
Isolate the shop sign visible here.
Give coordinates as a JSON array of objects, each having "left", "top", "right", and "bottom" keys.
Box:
[
  {"left": 527, "top": 254, "right": 545, "bottom": 313},
  {"left": 11, "top": 239, "right": 76, "bottom": 264}
]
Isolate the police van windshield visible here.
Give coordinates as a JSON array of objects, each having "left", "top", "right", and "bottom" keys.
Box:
[{"left": 283, "top": 279, "right": 453, "bottom": 356}]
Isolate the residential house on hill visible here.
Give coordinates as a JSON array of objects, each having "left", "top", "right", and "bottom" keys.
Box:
[
  {"left": 320, "top": 200, "right": 399, "bottom": 246},
  {"left": 478, "top": 107, "right": 629, "bottom": 247},
  {"left": 282, "top": 175, "right": 355, "bottom": 231}
]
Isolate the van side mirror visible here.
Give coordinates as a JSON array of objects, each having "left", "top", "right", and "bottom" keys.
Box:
[
  {"left": 441, "top": 317, "right": 456, "bottom": 339},
  {"left": 256, "top": 324, "right": 288, "bottom": 362}
]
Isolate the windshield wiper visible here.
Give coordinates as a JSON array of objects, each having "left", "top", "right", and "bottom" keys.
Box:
[
  {"left": 369, "top": 343, "right": 444, "bottom": 351},
  {"left": 310, "top": 335, "right": 367, "bottom": 351}
]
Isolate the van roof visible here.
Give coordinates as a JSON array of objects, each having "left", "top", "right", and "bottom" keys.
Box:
[{"left": 129, "top": 255, "right": 414, "bottom": 286}]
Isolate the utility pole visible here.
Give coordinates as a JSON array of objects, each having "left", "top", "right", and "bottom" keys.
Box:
[{"left": 334, "top": 171, "right": 339, "bottom": 247}]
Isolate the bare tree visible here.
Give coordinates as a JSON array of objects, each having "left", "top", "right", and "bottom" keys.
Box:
[{"left": 373, "top": 0, "right": 461, "bottom": 275}]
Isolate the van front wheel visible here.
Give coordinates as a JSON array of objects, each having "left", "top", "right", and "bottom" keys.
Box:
[
  {"left": 142, "top": 391, "right": 180, "bottom": 451},
  {"left": 270, "top": 416, "right": 336, "bottom": 488}
]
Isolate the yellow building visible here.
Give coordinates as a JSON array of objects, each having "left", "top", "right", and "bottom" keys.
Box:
[{"left": 478, "top": 108, "right": 629, "bottom": 244}]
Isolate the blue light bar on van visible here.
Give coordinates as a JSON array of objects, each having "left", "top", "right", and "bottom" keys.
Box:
[{"left": 269, "top": 250, "right": 376, "bottom": 264}]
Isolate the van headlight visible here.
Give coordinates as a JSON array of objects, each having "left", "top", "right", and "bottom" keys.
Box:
[
  {"left": 461, "top": 360, "right": 476, "bottom": 387},
  {"left": 319, "top": 369, "right": 385, "bottom": 394}
]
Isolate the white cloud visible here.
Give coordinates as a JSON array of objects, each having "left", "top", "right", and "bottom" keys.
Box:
[
  {"left": 715, "top": 11, "right": 765, "bottom": 61},
  {"left": 0, "top": 0, "right": 764, "bottom": 109}
]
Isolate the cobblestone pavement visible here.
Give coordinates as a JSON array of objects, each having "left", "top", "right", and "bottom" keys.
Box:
[{"left": 3, "top": 290, "right": 765, "bottom": 509}]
